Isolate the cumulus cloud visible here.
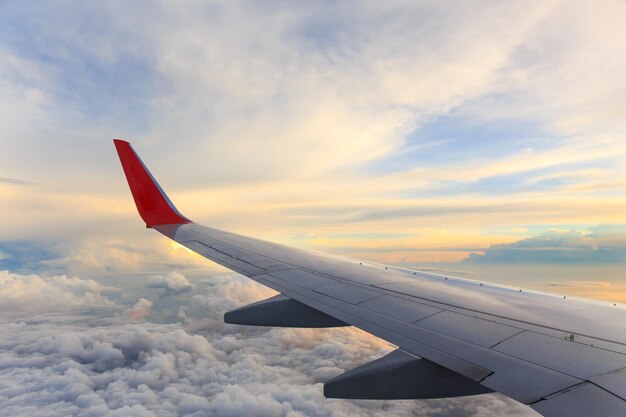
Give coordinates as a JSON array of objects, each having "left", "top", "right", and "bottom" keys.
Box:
[
  {"left": 464, "top": 229, "right": 626, "bottom": 264},
  {"left": 0, "top": 318, "right": 535, "bottom": 417},
  {"left": 0, "top": 268, "right": 538, "bottom": 417},
  {"left": 127, "top": 298, "right": 154, "bottom": 320},
  {"left": 39, "top": 238, "right": 218, "bottom": 276},
  {"left": 190, "top": 275, "right": 279, "bottom": 315},
  {"left": 147, "top": 271, "right": 195, "bottom": 295},
  {"left": 0, "top": 270, "right": 114, "bottom": 313}
]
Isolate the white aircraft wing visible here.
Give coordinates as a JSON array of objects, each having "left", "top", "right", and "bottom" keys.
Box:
[{"left": 114, "top": 139, "right": 626, "bottom": 417}]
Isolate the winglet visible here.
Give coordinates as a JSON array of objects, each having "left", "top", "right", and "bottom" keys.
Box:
[{"left": 113, "top": 139, "right": 191, "bottom": 227}]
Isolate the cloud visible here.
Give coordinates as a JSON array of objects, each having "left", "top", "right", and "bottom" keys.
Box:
[
  {"left": 0, "top": 320, "right": 535, "bottom": 417},
  {"left": 147, "top": 271, "right": 195, "bottom": 295},
  {"left": 127, "top": 298, "right": 153, "bottom": 320},
  {"left": 1, "top": 1, "right": 626, "bottom": 261},
  {"left": 543, "top": 280, "right": 611, "bottom": 288},
  {"left": 37, "top": 237, "right": 220, "bottom": 276},
  {"left": 0, "top": 177, "right": 32, "bottom": 186},
  {"left": 464, "top": 229, "right": 626, "bottom": 264},
  {"left": 137, "top": 1, "right": 557, "bottom": 183},
  {"left": 0, "top": 270, "right": 114, "bottom": 313},
  {"left": 0, "top": 0, "right": 530, "bottom": 183},
  {"left": 190, "top": 275, "right": 279, "bottom": 317},
  {"left": 0, "top": 267, "right": 538, "bottom": 417}
]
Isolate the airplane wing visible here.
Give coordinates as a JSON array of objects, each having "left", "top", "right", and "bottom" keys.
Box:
[{"left": 113, "top": 139, "right": 626, "bottom": 417}]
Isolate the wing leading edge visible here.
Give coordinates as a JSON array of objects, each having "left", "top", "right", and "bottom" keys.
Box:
[{"left": 114, "top": 140, "right": 626, "bottom": 417}]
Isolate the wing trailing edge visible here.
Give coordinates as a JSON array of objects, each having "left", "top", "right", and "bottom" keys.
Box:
[{"left": 113, "top": 139, "right": 191, "bottom": 227}]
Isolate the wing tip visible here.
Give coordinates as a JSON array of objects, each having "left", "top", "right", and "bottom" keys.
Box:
[{"left": 113, "top": 139, "right": 192, "bottom": 228}]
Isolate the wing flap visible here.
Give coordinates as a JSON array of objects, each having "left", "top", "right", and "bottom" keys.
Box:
[
  {"left": 314, "top": 282, "right": 380, "bottom": 304},
  {"left": 591, "top": 367, "right": 626, "bottom": 400},
  {"left": 493, "top": 331, "right": 626, "bottom": 380},
  {"left": 416, "top": 310, "right": 523, "bottom": 348},
  {"left": 532, "top": 382, "right": 625, "bottom": 417},
  {"left": 358, "top": 295, "right": 443, "bottom": 322}
]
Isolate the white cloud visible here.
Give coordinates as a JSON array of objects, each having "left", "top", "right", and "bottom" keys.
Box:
[
  {"left": 0, "top": 0, "right": 568, "bottom": 185},
  {"left": 0, "top": 321, "right": 536, "bottom": 417},
  {"left": 190, "top": 275, "right": 279, "bottom": 315},
  {"left": 147, "top": 271, "right": 195, "bottom": 295},
  {"left": 0, "top": 270, "right": 114, "bottom": 313},
  {"left": 0, "top": 268, "right": 538, "bottom": 417},
  {"left": 486, "top": 0, "right": 626, "bottom": 137},
  {"left": 128, "top": 298, "right": 153, "bottom": 320},
  {"left": 37, "top": 237, "right": 220, "bottom": 276},
  {"left": 140, "top": 0, "right": 560, "bottom": 182}
]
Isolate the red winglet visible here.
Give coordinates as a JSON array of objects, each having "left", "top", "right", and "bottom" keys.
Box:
[{"left": 113, "top": 139, "right": 191, "bottom": 227}]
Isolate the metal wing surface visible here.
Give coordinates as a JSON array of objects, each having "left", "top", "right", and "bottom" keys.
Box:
[{"left": 113, "top": 139, "right": 626, "bottom": 417}]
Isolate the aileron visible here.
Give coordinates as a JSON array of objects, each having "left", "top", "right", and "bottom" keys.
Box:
[
  {"left": 532, "top": 382, "right": 625, "bottom": 417},
  {"left": 591, "top": 367, "right": 626, "bottom": 401}
]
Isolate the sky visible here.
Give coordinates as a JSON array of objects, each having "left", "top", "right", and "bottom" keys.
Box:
[{"left": 1, "top": 0, "right": 626, "bottom": 416}]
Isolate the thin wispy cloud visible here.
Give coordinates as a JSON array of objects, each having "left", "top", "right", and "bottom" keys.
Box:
[{"left": 0, "top": 176, "right": 32, "bottom": 186}]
